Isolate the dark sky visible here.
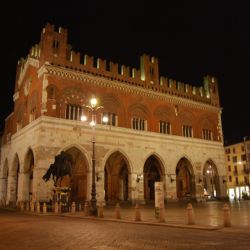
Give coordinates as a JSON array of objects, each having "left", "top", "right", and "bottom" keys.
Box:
[{"left": 1, "top": 1, "right": 249, "bottom": 145}]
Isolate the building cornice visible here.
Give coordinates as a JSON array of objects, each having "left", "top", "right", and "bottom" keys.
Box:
[{"left": 38, "top": 64, "right": 221, "bottom": 113}]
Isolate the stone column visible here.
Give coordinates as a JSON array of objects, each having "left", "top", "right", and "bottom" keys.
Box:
[
  {"left": 218, "top": 176, "right": 228, "bottom": 200},
  {"left": 191, "top": 177, "right": 196, "bottom": 200},
  {"left": 132, "top": 173, "right": 145, "bottom": 204},
  {"left": 34, "top": 157, "right": 54, "bottom": 202},
  {"left": 195, "top": 181, "right": 205, "bottom": 202},
  {"left": 18, "top": 172, "right": 29, "bottom": 202},
  {"left": 166, "top": 176, "right": 177, "bottom": 202},
  {"left": 96, "top": 170, "right": 105, "bottom": 205},
  {"left": 7, "top": 174, "right": 18, "bottom": 205}
]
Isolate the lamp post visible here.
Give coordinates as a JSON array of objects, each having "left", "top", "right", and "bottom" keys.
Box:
[{"left": 81, "top": 97, "right": 108, "bottom": 216}]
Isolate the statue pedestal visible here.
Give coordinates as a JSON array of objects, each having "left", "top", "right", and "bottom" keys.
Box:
[{"left": 53, "top": 187, "right": 71, "bottom": 213}]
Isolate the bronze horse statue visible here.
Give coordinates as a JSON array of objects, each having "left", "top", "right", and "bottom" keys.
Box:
[{"left": 42, "top": 151, "right": 72, "bottom": 186}]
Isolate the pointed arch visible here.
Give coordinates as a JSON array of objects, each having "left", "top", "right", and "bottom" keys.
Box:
[
  {"left": 11, "top": 153, "right": 20, "bottom": 177},
  {"left": 102, "top": 148, "right": 132, "bottom": 174},
  {"left": 128, "top": 103, "right": 150, "bottom": 119},
  {"left": 175, "top": 157, "right": 195, "bottom": 199},
  {"left": 23, "top": 148, "right": 35, "bottom": 172},
  {"left": 142, "top": 152, "right": 166, "bottom": 175},
  {"left": 174, "top": 155, "right": 195, "bottom": 174},
  {"left": 203, "top": 159, "right": 219, "bottom": 199},
  {"left": 104, "top": 150, "right": 132, "bottom": 203},
  {"left": 202, "top": 158, "right": 219, "bottom": 175},
  {"left": 60, "top": 143, "right": 91, "bottom": 171},
  {"left": 21, "top": 148, "right": 35, "bottom": 202},
  {"left": 154, "top": 105, "right": 175, "bottom": 121},
  {"left": 63, "top": 146, "right": 90, "bottom": 204},
  {"left": 143, "top": 154, "right": 165, "bottom": 201}
]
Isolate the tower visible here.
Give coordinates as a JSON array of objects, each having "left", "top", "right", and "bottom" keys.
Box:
[{"left": 140, "top": 54, "right": 159, "bottom": 86}]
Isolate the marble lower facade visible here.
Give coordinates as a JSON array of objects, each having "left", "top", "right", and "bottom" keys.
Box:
[{"left": 0, "top": 116, "right": 227, "bottom": 206}]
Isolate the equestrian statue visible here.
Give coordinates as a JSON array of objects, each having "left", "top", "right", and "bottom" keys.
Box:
[{"left": 42, "top": 151, "right": 73, "bottom": 187}]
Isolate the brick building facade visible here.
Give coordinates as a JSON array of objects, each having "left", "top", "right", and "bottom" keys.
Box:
[{"left": 0, "top": 23, "right": 227, "bottom": 207}]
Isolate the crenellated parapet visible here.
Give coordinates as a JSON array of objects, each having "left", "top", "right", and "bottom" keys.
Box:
[{"left": 18, "top": 23, "right": 220, "bottom": 107}]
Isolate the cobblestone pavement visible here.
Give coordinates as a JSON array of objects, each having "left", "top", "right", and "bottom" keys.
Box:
[
  {"left": 66, "top": 200, "right": 250, "bottom": 228},
  {"left": 1, "top": 208, "right": 250, "bottom": 250}
]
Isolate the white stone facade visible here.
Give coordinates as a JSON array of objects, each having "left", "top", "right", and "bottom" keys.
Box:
[{"left": 0, "top": 115, "right": 227, "bottom": 205}]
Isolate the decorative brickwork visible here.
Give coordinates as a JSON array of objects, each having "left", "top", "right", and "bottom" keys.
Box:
[{"left": 0, "top": 24, "right": 227, "bottom": 205}]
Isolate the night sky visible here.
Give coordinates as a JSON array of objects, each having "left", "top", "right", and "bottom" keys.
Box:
[{"left": 1, "top": 1, "right": 249, "bottom": 145}]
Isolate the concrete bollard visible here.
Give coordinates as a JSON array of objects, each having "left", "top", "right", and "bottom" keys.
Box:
[
  {"left": 134, "top": 203, "right": 141, "bottom": 221},
  {"left": 43, "top": 203, "right": 47, "bottom": 213},
  {"left": 30, "top": 202, "right": 35, "bottom": 212},
  {"left": 54, "top": 202, "right": 59, "bottom": 213},
  {"left": 159, "top": 204, "right": 165, "bottom": 223},
  {"left": 223, "top": 203, "right": 231, "bottom": 227},
  {"left": 115, "top": 203, "right": 121, "bottom": 219},
  {"left": 20, "top": 202, "right": 24, "bottom": 212},
  {"left": 98, "top": 202, "right": 104, "bottom": 218},
  {"left": 84, "top": 201, "right": 89, "bottom": 216},
  {"left": 36, "top": 202, "right": 40, "bottom": 213},
  {"left": 187, "top": 203, "right": 195, "bottom": 225},
  {"left": 71, "top": 202, "right": 76, "bottom": 213}
]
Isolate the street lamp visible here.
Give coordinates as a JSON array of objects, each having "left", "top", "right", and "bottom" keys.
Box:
[{"left": 81, "top": 97, "right": 108, "bottom": 216}]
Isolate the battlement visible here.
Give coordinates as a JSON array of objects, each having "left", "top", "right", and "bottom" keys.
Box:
[{"left": 19, "top": 23, "right": 220, "bottom": 107}]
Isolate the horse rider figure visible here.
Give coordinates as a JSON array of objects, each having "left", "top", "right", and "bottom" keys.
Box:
[{"left": 42, "top": 151, "right": 72, "bottom": 186}]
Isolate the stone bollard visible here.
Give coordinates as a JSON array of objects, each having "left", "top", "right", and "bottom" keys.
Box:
[
  {"left": 20, "top": 202, "right": 25, "bottom": 212},
  {"left": 36, "top": 202, "right": 40, "bottom": 213},
  {"left": 43, "top": 203, "right": 47, "bottom": 213},
  {"left": 115, "top": 203, "right": 121, "bottom": 219},
  {"left": 54, "top": 202, "right": 59, "bottom": 213},
  {"left": 223, "top": 203, "right": 231, "bottom": 227},
  {"left": 134, "top": 203, "right": 141, "bottom": 221},
  {"left": 30, "top": 202, "right": 35, "bottom": 212},
  {"left": 159, "top": 204, "right": 165, "bottom": 223},
  {"left": 71, "top": 202, "right": 76, "bottom": 213},
  {"left": 84, "top": 201, "right": 89, "bottom": 216},
  {"left": 98, "top": 202, "right": 104, "bottom": 218},
  {"left": 187, "top": 203, "right": 195, "bottom": 225}
]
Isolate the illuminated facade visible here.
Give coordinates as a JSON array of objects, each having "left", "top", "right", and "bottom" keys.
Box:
[
  {"left": 225, "top": 138, "right": 250, "bottom": 200},
  {"left": 0, "top": 24, "right": 227, "bottom": 207}
]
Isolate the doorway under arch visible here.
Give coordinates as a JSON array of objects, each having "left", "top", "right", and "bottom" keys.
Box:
[
  {"left": 203, "top": 160, "right": 219, "bottom": 199},
  {"left": 104, "top": 151, "right": 130, "bottom": 203},
  {"left": 143, "top": 155, "right": 164, "bottom": 201},
  {"left": 176, "top": 157, "right": 195, "bottom": 199},
  {"left": 65, "top": 147, "right": 89, "bottom": 204},
  {"left": 23, "top": 150, "right": 34, "bottom": 202}
]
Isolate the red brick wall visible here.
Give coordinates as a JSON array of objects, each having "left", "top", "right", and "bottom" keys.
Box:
[{"left": 2, "top": 23, "right": 221, "bottom": 144}]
